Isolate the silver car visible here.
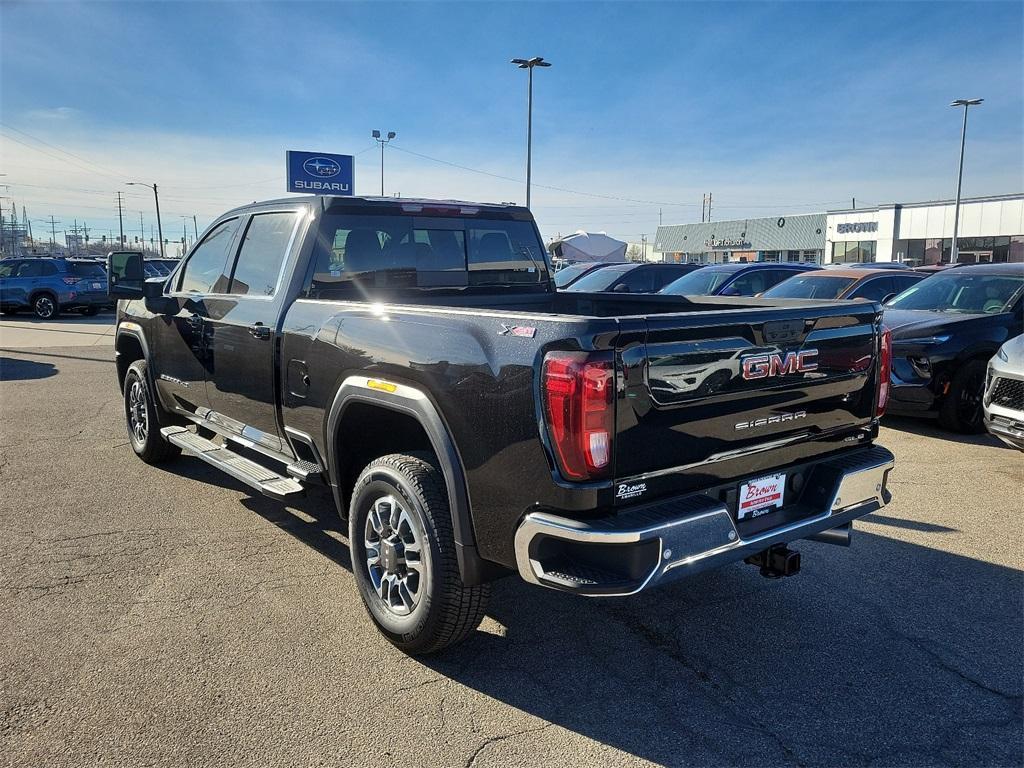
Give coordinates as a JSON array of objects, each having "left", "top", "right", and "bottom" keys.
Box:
[{"left": 984, "top": 335, "right": 1024, "bottom": 450}]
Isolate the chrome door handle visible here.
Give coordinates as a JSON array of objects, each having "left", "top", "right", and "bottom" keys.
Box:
[{"left": 248, "top": 323, "right": 271, "bottom": 340}]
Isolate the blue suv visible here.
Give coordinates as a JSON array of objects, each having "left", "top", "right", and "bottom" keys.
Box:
[{"left": 0, "top": 257, "right": 110, "bottom": 318}]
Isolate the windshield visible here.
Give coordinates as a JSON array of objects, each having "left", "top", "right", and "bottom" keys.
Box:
[
  {"left": 887, "top": 272, "right": 1023, "bottom": 314},
  {"left": 554, "top": 262, "right": 599, "bottom": 288},
  {"left": 660, "top": 269, "right": 732, "bottom": 296},
  {"left": 563, "top": 264, "right": 633, "bottom": 292},
  {"left": 762, "top": 275, "right": 856, "bottom": 299}
]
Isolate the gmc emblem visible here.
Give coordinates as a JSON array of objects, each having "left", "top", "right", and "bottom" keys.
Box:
[{"left": 741, "top": 350, "right": 819, "bottom": 380}]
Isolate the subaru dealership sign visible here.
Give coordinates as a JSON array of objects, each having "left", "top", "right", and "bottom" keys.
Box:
[{"left": 286, "top": 150, "right": 355, "bottom": 195}]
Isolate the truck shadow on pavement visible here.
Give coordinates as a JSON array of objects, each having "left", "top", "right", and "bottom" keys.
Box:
[
  {"left": 164, "top": 456, "right": 1023, "bottom": 766},
  {"left": 882, "top": 415, "right": 1013, "bottom": 449}
]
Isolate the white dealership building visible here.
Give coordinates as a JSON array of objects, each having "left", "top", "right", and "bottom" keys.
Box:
[
  {"left": 654, "top": 193, "right": 1023, "bottom": 267},
  {"left": 825, "top": 192, "right": 1023, "bottom": 266}
]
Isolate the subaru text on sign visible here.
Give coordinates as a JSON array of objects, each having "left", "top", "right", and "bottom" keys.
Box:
[{"left": 286, "top": 150, "right": 355, "bottom": 195}]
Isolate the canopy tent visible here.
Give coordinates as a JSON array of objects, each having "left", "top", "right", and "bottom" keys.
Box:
[{"left": 547, "top": 231, "right": 627, "bottom": 263}]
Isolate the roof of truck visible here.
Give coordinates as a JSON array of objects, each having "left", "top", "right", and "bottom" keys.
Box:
[{"left": 224, "top": 195, "right": 529, "bottom": 216}]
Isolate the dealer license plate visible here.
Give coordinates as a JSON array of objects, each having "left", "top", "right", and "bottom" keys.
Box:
[
  {"left": 738, "top": 472, "right": 786, "bottom": 520},
  {"left": 91, "top": 282, "right": 102, "bottom": 289}
]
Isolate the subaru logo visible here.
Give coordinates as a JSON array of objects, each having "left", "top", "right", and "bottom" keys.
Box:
[{"left": 303, "top": 157, "right": 341, "bottom": 178}]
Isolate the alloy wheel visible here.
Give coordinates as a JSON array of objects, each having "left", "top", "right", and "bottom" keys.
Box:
[
  {"left": 128, "top": 380, "right": 149, "bottom": 445},
  {"left": 363, "top": 494, "right": 424, "bottom": 616}
]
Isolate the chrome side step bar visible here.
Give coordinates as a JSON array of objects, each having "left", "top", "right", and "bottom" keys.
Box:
[{"left": 161, "top": 426, "right": 305, "bottom": 500}]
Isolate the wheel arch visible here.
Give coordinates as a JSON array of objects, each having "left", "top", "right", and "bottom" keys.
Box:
[
  {"left": 115, "top": 324, "right": 150, "bottom": 390},
  {"left": 325, "top": 375, "right": 491, "bottom": 586}
]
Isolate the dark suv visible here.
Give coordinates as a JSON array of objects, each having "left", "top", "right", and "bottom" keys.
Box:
[
  {"left": 0, "top": 257, "right": 109, "bottom": 318},
  {"left": 563, "top": 261, "right": 702, "bottom": 293},
  {"left": 660, "top": 262, "right": 820, "bottom": 297}
]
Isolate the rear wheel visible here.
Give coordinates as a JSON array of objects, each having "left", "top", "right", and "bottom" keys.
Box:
[
  {"left": 349, "top": 453, "right": 489, "bottom": 655},
  {"left": 123, "top": 360, "right": 180, "bottom": 464},
  {"left": 938, "top": 359, "right": 987, "bottom": 433},
  {"left": 32, "top": 294, "right": 58, "bottom": 319}
]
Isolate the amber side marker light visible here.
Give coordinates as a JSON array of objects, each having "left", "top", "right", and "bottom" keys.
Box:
[{"left": 367, "top": 379, "right": 398, "bottom": 393}]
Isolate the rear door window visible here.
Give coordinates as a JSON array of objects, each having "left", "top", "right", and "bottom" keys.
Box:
[
  {"left": 177, "top": 218, "right": 240, "bottom": 294},
  {"left": 615, "top": 267, "right": 656, "bottom": 293},
  {"left": 0, "top": 261, "right": 20, "bottom": 278},
  {"left": 725, "top": 269, "right": 770, "bottom": 295},
  {"left": 228, "top": 212, "right": 299, "bottom": 296},
  {"left": 17, "top": 261, "right": 45, "bottom": 278}
]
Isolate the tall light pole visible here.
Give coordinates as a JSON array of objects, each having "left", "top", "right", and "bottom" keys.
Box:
[
  {"left": 510, "top": 56, "right": 551, "bottom": 209},
  {"left": 949, "top": 98, "right": 983, "bottom": 264},
  {"left": 372, "top": 130, "right": 396, "bottom": 196},
  {"left": 127, "top": 182, "right": 165, "bottom": 257}
]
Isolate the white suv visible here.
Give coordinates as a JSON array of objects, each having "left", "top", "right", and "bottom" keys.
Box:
[{"left": 984, "top": 335, "right": 1024, "bottom": 450}]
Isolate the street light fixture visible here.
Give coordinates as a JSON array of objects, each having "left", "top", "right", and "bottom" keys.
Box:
[
  {"left": 372, "top": 130, "right": 397, "bottom": 196},
  {"left": 126, "top": 182, "right": 165, "bottom": 258},
  {"left": 510, "top": 56, "right": 551, "bottom": 209},
  {"left": 949, "top": 98, "right": 983, "bottom": 264}
]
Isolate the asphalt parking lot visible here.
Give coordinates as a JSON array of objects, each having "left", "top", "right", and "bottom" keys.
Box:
[{"left": 1, "top": 331, "right": 1021, "bottom": 767}]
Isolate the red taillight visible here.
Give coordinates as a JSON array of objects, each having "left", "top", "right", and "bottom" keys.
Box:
[
  {"left": 542, "top": 351, "right": 614, "bottom": 480},
  {"left": 877, "top": 326, "right": 892, "bottom": 416}
]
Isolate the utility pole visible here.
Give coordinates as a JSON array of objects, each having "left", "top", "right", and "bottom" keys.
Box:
[
  {"left": 192, "top": 214, "right": 199, "bottom": 240},
  {"left": 116, "top": 191, "right": 125, "bottom": 247},
  {"left": 23, "top": 206, "right": 31, "bottom": 242},
  {"left": 641, "top": 234, "right": 647, "bottom": 261},
  {"left": 659, "top": 208, "right": 663, "bottom": 226},
  {"left": 852, "top": 197, "right": 856, "bottom": 210},
  {"left": 127, "top": 182, "right": 165, "bottom": 257},
  {"left": 139, "top": 212, "right": 145, "bottom": 252},
  {"left": 707, "top": 192, "right": 712, "bottom": 223},
  {"left": 701, "top": 195, "right": 706, "bottom": 223},
  {"left": 49, "top": 216, "right": 60, "bottom": 253}
]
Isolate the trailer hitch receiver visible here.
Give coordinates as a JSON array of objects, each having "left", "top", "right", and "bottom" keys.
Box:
[{"left": 745, "top": 544, "right": 801, "bottom": 579}]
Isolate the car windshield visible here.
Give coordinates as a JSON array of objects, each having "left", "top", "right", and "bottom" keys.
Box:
[
  {"left": 660, "top": 269, "right": 732, "bottom": 296},
  {"left": 886, "top": 272, "right": 1024, "bottom": 314},
  {"left": 69, "top": 263, "right": 107, "bottom": 278},
  {"left": 554, "top": 262, "right": 599, "bottom": 288},
  {"left": 762, "top": 275, "right": 856, "bottom": 299},
  {"left": 563, "top": 264, "right": 633, "bottom": 292}
]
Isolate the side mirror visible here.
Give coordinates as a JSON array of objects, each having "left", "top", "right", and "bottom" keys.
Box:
[
  {"left": 107, "top": 252, "right": 145, "bottom": 299},
  {"left": 612, "top": 283, "right": 631, "bottom": 293}
]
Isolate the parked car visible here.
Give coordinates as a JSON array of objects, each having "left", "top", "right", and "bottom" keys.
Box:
[
  {"left": 761, "top": 268, "right": 925, "bottom": 302},
  {"left": 882, "top": 264, "right": 1024, "bottom": 432},
  {"left": 553, "top": 261, "right": 615, "bottom": 289},
  {"left": 984, "top": 334, "right": 1024, "bottom": 450},
  {"left": 0, "top": 257, "right": 109, "bottom": 318},
  {"left": 660, "top": 262, "right": 820, "bottom": 297},
  {"left": 913, "top": 263, "right": 966, "bottom": 274},
  {"left": 563, "top": 261, "right": 702, "bottom": 293},
  {"left": 143, "top": 258, "right": 182, "bottom": 277},
  {"left": 842, "top": 262, "right": 914, "bottom": 270},
  {"left": 107, "top": 195, "right": 894, "bottom": 654}
]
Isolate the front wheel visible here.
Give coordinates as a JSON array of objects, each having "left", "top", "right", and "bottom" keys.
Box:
[
  {"left": 938, "top": 359, "right": 987, "bottom": 434},
  {"left": 349, "top": 453, "right": 490, "bottom": 655},
  {"left": 123, "top": 360, "right": 180, "bottom": 464}
]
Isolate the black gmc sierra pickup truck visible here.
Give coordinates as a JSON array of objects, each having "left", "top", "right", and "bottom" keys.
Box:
[{"left": 108, "top": 195, "right": 895, "bottom": 654}]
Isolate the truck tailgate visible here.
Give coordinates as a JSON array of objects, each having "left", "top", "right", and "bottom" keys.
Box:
[{"left": 614, "top": 303, "right": 880, "bottom": 497}]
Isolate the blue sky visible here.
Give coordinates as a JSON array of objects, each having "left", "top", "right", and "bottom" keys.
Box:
[{"left": 1, "top": 1, "right": 1021, "bottom": 246}]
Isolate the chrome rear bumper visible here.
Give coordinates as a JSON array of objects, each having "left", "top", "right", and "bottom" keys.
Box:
[{"left": 514, "top": 445, "right": 894, "bottom": 596}]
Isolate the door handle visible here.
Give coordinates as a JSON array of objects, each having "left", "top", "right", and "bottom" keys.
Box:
[{"left": 248, "top": 323, "right": 271, "bottom": 340}]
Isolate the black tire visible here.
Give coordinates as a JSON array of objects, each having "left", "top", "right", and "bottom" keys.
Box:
[
  {"left": 349, "top": 452, "right": 490, "bottom": 655},
  {"left": 32, "top": 293, "right": 59, "bottom": 319},
  {"left": 80, "top": 306, "right": 99, "bottom": 316},
  {"left": 938, "top": 359, "right": 987, "bottom": 434},
  {"left": 123, "top": 360, "right": 180, "bottom": 464}
]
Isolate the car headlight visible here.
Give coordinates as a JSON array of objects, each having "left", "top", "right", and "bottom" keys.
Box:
[{"left": 996, "top": 345, "right": 1010, "bottom": 363}]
